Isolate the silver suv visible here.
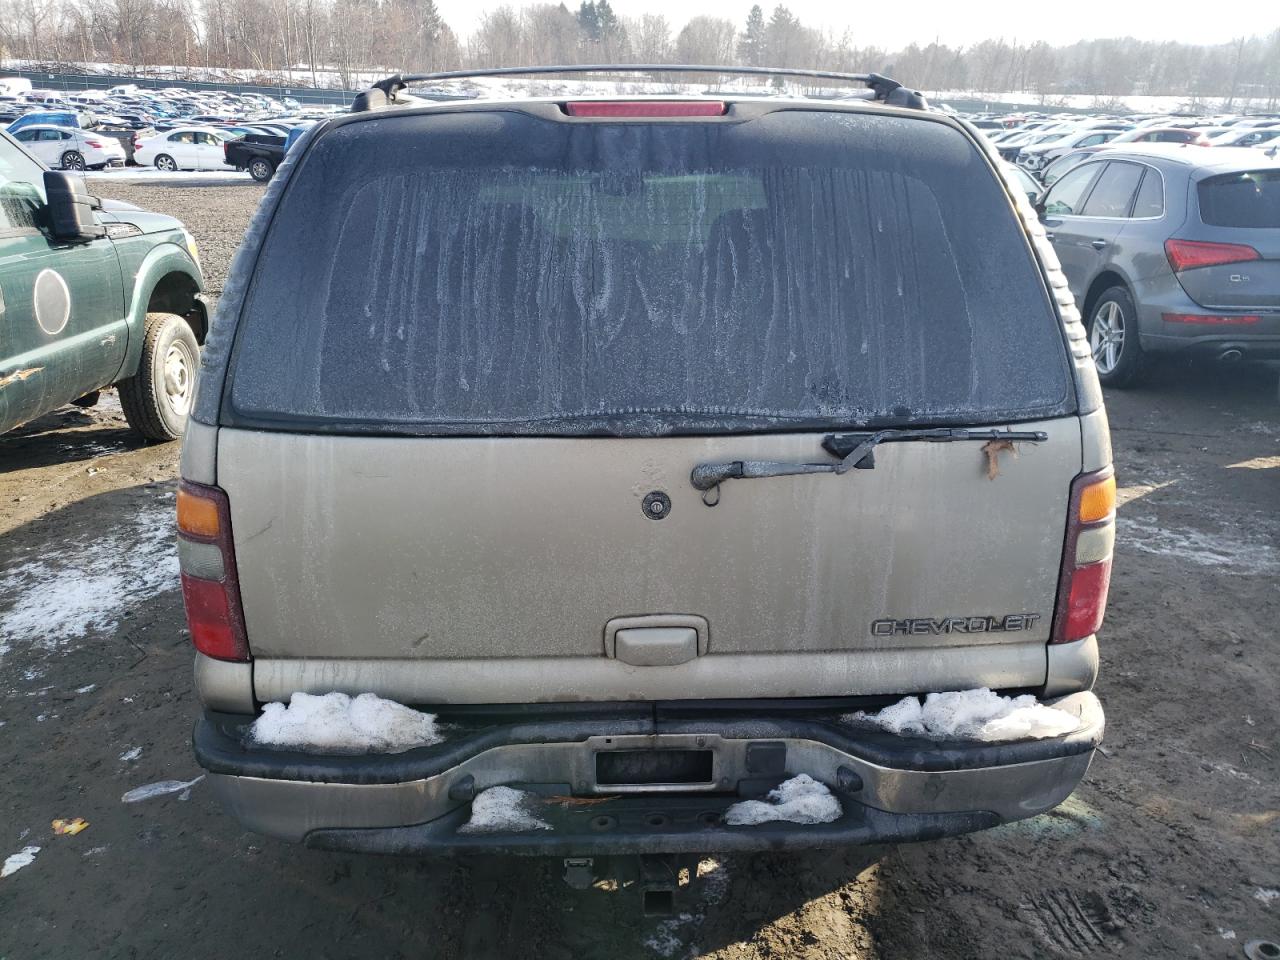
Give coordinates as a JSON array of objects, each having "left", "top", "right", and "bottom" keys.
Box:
[
  {"left": 1037, "top": 145, "right": 1280, "bottom": 386},
  {"left": 179, "top": 67, "right": 1111, "bottom": 860}
]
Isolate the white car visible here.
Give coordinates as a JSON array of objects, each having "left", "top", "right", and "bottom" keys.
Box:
[
  {"left": 132, "top": 126, "right": 235, "bottom": 171},
  {"left": 9, "top": 124, "right": 126, "bottom": 170}
]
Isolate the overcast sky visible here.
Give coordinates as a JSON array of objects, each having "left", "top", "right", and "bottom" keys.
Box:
[{"left": 432, "top": 0, "right": 1276, "bottom": 49}]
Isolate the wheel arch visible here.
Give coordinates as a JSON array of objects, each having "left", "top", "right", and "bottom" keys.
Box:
[
  {"left": 1081, "top": 270, "right": 1132, "bottom": 323},
  {"left": 113, "top": 246, "right": 207, "bottom": 383}
]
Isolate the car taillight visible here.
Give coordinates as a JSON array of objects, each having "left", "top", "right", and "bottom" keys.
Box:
[
  {"left": 1164, "top": 238, "right": 1260, "bottom": 272},
  {"left": 176, "top": 480, "right": 250, "bottom": 662},
  {"left": 1051, "top": 468, "right": 1115, "bottom": 645},
  {"left": 85, "top": 138, "right": 104, "bottom": 148},
  {"left": 563, "top": 101, "right": 726, "bottom": 117}
]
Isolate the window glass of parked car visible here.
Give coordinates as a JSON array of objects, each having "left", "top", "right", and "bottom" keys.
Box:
[
  {"left": 1132, "top": 168, "right": 1165, "bottom": 218},
  {"left": 1080, "top": 162, "right": 1144, "bottom": 218},
  {"left": 1198, "top": 171, "right": 1280, "bottom": 228},
  {"left": 170, "top": 131, "right": 195, "bottom": 144},
  {"left": 1042, "top": 162, "right": 1102, "bottom": 215},
  {"left": 1077, "top": 132, "right": 1114, "bottom": 147}
]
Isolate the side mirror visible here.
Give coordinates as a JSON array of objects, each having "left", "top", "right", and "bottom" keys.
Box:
[
  {"left": 1033, "top": 196, "right": 1047, "bottom": 217},
  {"left": 43, "top": 171, "right": 105, "bottom": 244}
]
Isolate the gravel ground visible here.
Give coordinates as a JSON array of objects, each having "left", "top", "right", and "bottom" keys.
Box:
[{"left": 0, "top": 181, "right": 1277, "bottom": 960}]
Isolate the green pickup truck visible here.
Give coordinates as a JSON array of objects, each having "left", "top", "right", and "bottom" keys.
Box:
[{"left": 1, "top": 128, "right": 206, "bottom": 441}]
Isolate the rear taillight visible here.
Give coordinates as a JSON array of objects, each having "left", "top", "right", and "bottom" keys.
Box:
[
  {"left": 563, "top": 101, "right": 726, "bottom": 118},
  {"left": 1164, "top": 238, "right": 1260, "bottom": 272},
  {"left": 176, "top": 480, "right": 250, "bottom": 662},
  {"left": 1051, "top": 469, "right": 1115, "bottom": 645},
  {"left": 85, "top": 138, "right": 104, "bottom": 148}
]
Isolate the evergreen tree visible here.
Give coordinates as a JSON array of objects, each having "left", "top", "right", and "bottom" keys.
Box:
[{"left": 737, "top": 5, "right": 765, "bottom": 66}]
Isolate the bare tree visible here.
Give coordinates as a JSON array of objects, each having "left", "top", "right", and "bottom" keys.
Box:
[{"left": 674, "top": 15, "right": 734, "bottom": 65}]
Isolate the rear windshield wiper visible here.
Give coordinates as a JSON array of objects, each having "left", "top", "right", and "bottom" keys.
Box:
[{"left": 690, "top": 428, "right": 1049, "bottom": 505}]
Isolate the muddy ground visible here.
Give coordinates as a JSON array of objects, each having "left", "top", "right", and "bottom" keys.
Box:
[{"left": 1, "top": 178, "right": 1277, "bottom": 959}]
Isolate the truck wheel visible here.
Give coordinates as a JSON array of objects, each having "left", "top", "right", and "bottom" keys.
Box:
[
  {"left": 118, "top": 313, "right": 200, "bottom": 441},
  {"left": 248, "top": 157, "right": 275, "bottom": 182},
  {"left": 155, "top": 154, "right": 177, "bottom": 172},
  {"left": 1087, "top": 286, "right": 1146, "bottom": 388},
  {"left": 61, "top": 151, "right": 86, "bottom": 171}
]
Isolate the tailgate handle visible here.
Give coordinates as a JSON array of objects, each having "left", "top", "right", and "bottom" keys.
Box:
[
  {"left": 613, "top": 628, "right": 698, "bottom": 667},
  {"left": 605, "top": 615, "right": 709, "bottom": 666}
]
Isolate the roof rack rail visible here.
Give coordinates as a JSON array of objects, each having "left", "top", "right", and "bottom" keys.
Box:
[{"left": 350, "top": 64, "right": 927, "bottom": 113}]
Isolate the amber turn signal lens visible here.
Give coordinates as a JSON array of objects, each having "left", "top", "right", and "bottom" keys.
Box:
[
  {"left": 1078, "top": 475, "right": 1116, "bottom": 524},
  {"left": 177, "top": 487, "right": 221, "bottom": 538}
]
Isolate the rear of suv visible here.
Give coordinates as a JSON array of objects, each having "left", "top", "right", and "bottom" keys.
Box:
[
  {"left": 1038, "top": 145, "right": 1280, "bottom": 385},
  {"left": 182, "top": 68, "right": 1110, "bottom": 858}
]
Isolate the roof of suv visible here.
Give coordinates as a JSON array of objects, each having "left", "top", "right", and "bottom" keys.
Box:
[{"left": 1098, "top": 144, "right": 1280, "bottom": 173}]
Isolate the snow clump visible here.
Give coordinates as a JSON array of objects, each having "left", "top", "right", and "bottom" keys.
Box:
[
  {"left": 852, "top": 688, "right": 1080, "bottom": 741},
  {"left": 250, "top": 692, "right": 442, "bottom": 754},
  {"left": 724, "top": 774, "right": 842, "bottom": 826}
]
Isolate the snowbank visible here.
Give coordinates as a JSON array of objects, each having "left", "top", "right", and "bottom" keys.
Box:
[
  {"left": 459, "top": 786, "right": 552, "bottom": 834},
  {"left": 724, "top": 774, "right": 842, "bottom": 826},
  {"left": 249, "top": 692, "right": 442, "bottom": 754},
  {"left": 851, "top": 688, "right": 1079, "bottom": 741}
]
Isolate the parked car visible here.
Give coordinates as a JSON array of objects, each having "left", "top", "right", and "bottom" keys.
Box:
[
  {"left": 1018, "top": 129, "right": 1122, "bottom": 172},
  {"left": 222, "top": 133, "right": 286, "bottom": 181},
  {"left": 1108, "top": 127, "right": 1210, "bottom": 146},
  {"left": 9, "top": 124, "right": 126, "bottom": 170},
  {"left": 7, "top": 110, "right": 95, "bottom": 134},
  {"left": 1002, "top": 161, "right": 1042, "bottom": 204},
  {"left": 133, "top": 126, "right": 235, "bottom": 171},
  {"left": 183, "top": 70, "right": 1110, "bottom": 861},
  {"left": 1037, "top": 146, "right": 1280, "bottom": 385},
  {"left": 1210, "top": 128, "right": 1280, "bottom": 148},
  {"left": 0, "top": 129, "right": 207, "bottom": 438}
]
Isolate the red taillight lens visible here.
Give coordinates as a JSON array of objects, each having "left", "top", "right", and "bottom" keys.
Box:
[
  {"left": 1063, "top": 559, "right": 1112, "bottom": 640},
  {"left": 1051, "top": 468, "right": 1115, "bottom": 645},
  {"left": 1164, "top": 238, "right": 1260, "bottom": 272},
  {"left": 85, "top": 139, "right": 104, "bottom": 148},
  {"left": 181, "top": 574, "right": 246, "bottom": 660},
  {"left": 563, "top": 101, "right": 727, "bottom": 118},
  {"left": 177, "top": 480, "right": 250, "bottom": 662}
]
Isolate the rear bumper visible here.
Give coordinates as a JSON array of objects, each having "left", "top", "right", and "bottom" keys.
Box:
[
  {"left": 1134, "top": 276, "right": 1280, "bottom": 357},
  {"left": 194, "top": 692, "right": 1104, "bottom": 856}
]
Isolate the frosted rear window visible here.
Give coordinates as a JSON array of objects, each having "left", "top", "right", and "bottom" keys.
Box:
[{"left": 226, "top": 109, "right": 1072, "bottom": 435}]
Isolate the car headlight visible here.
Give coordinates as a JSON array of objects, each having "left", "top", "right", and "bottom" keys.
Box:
[{"left": 182, "top": 229, "right": 200, "bottom": 269}]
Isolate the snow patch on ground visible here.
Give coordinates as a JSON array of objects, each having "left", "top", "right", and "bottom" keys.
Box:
[
  {"left": 249, "top": 692, "right": 442, "bottom": 754},
  {"left": 850, "top": 688, "right": 1080, "bottom": 741},
  {"left": 1, "top": 846, "right": 40, "bottom": 878},
  {"left": 118, "top": 746, "right": 142, "bottom": 762},
  {"left": 1118, "top": 516, "right": 1278, "bottom": 572},
  {"left": 458, "top": 786, "right": 552, "bottom": 834},
  {"left": 0, "top": 503, "right": 178, "bottom": 658},
  {"left": 724, "top": 774, "right": 842, "bottom": 826},
  {"left": 1255, "top": 887, "right": 1280, "bottom": 904}
]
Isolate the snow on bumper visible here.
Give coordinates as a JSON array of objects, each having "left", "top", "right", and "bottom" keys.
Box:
[{"left": 195, "top": 692, "right": 1103, "bottom": 856}]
